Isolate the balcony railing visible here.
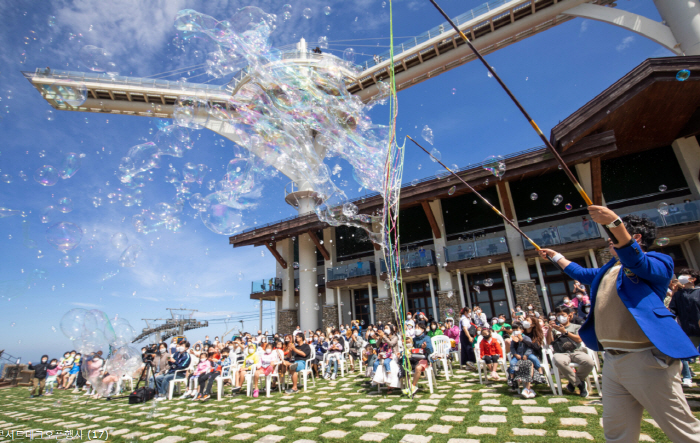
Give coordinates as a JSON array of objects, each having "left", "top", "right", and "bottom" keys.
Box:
[
  {"left": 619, "top": 199, "right": 700, "bottom": 228},
  {"left": 444, "top": 234, "right": 509, "bottom": 262},
  {"left": 251, "top": 278, "right": 282, "bottom": 294},
  {"left": 327, "top": 260, "right": 375, "bottom": 282},
  {"left": 380, "top": 249, "right": 436, "bottom": 274},
  {"left": 522, "top": 219, "right": 601, "bottom": 250}
]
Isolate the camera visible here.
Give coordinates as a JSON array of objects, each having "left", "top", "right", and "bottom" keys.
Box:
[{"left": 142, "top": 344, "right": 158, "bottom": 363}]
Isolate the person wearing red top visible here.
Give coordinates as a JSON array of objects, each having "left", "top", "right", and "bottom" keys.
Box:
[{"left": 479, "top": 328, "right": 503, "bottom": 381}]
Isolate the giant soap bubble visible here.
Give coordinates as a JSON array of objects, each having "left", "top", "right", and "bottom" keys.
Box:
[{"left": 45, "top": 222, "right": 83, "bottom": 251}]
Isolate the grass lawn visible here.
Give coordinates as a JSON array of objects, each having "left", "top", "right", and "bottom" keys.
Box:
[{"left": 1, "top": 362, "right": 698, "bottom": 443}]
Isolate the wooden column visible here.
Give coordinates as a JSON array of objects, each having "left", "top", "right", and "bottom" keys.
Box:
[
  {"left": 496, "top": 181, "right": 514, "bottom": 221},
  {"left": 421, "top": 201, "right": 442, "bottom": 239},
  {"left": 266, "top": 243, "right": 288, "bottom": 269},
  {"left": 307, "top": 230, "right": 330, "bottom": 260},
  {"left": 591, "top": 157, "right": 603, "bottom": 206}
]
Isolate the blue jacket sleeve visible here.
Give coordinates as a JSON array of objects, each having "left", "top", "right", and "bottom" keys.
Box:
[
  {"left": 616, "top": 240, "right": 673, "bottom": 285},
  {"left": 174, "top": 353, "right": 190, "bottom": 371},
  {"left": 563, "top": 261, "right": 599, "bottom": 285}
]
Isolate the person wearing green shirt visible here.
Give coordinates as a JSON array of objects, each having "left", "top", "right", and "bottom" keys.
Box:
[
  {"left": 492, "top": 314, "right": 510, "bottom": 336},
  {"left": 427, "top": 320, "right": 444, "bottom": 338}
]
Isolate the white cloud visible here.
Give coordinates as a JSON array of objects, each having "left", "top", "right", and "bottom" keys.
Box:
[
  {"left": 71, "top": 302, "right": 103, "bottom": 308},
  {"left": 616, "top": 36, "right": 635, "bottom": 52},
  {"left": 579, "top": 20, "right": 589, "bottom": 35}
]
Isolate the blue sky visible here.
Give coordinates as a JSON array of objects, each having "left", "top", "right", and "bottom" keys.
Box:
[{"left": 0, "top": 0, "right": 673, "bottom": 361}]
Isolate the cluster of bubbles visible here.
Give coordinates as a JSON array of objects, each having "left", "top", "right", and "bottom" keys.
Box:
[
  {"left": 60, "top": 308, "right": 141, "bottom": 396},
  {"left": 482, "top": 155, "right": 506, "bottom": 178},
  {"left": 33, "top": 153, "right": 82, "bottom": 186},
  {"left": 114, "top": 7, "right": 392, "bottom": 238}
]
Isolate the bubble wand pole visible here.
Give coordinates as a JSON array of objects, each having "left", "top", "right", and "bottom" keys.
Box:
[
  {"left": 407, "top": 136, "right": 563, "bottom": 270},
  {"left": 425, "top": 0, "right": 617, "bottom": 243}
]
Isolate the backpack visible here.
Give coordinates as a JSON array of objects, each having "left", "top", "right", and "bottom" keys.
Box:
[{"left": 128, "top": 387, "right": 156, "bottom": 404}]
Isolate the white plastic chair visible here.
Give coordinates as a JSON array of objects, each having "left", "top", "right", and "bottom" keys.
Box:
[
  {"left": 299, "top": 347, "right": 316, "bottom": 391},
  {"left": 265, "top": 361, "right": 283, "bottom": 397},
  {"left": 116, "top": 374, "right": 134, "bottom": 394},
  {"left": 430, "top": 336, "right": 453, "bottom": 380},
  {"left": 474, "top": 335, "right": 508, "bottom": 384},
  {"left": 167, "top": 369, "right": 189, "bottom": 400},
  {"left": 506, "top": 347, "right": 557, "bottom": 396},
  {"left": 357, "top": 344, "right": 367, "bottom": 374},
  {"left": 244, "top": 363, "right": 259, "bottom": 397},
  {"left": 548, "top": 346, "right": 601, "bottom": 396}
]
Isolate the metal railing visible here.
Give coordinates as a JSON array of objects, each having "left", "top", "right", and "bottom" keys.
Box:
[
  {"left": 380, "top": 249, "right": 436, "bottom": 274},
  {"left": 619, "top": 199, "right": 700, "bottom": 228},
  {"left": 444, "top": 234, "right": 509, "bottom": 261},
  {"left": 359, "top": 0, "right": 516, "bottom": 70},
  {"left": 522, "top": 219, "right": 601, "bottom": 250},
  {"left": 251, "top": 278, "right": 282, "bottom": 294},
  {"left": 327, "top": 260, "right": 375, "bottom": 282}
]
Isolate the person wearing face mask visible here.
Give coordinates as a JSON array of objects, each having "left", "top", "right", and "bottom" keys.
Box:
[
  {"left": 312, "top": 335, "right": 329, "bottom": 378},
  {"left": 407, "top": 322, "right": 435, "bottom": 395},
  {"left": 44, "top": 358, "right": 60, "bottom": 396},
  {"left": 153, "top": 343, "right": 171, "bottom": 385},
  {"left": 155, "top": 341, "right": 191, "bottom": 400},
  {"left": 541, "top": 211, "right": 700, "bottom": 442},
  {"left": 459, "top": 307, "right": 476, "bottom": 369},
  {"left": 479, "top": 328, "right": 503, "bottom": 380},
  {"left": 545, "top": 306, "right": 593, "bottom": 398},
  {"left": 286, "top": 333, "right": 311, "bottom": 393},
  {"left": 348, "top": 328, "right": 365, "bottom": 371},
  {"left": 668, "top": 268, "right": 700, "bottom": 387},
  {"left": 492, "top": 315, "right": 510, "bottom": 337},
  {"left": 472, "top": 306, "right": 487, "bottom": 327},
  {"left": 427, "top": 320, "right": 443, "bottom": 338},
  {"left": 231, "top": 345, "right": 259, "bottom": 395},
  {"left": 443, "top": 318, "right": 459, "bottom": 351},
  {"left": 405, "top": 312, "right": 415, "bottom": 329},
  {"left": 27, "top": 355, "right": 50, "bottom": 398},
  {"left": 181, "top": 351, "right": 210, "bottom": 399},
  {"left": 560, "top": 297, "right": 574, "bottom": 308}
]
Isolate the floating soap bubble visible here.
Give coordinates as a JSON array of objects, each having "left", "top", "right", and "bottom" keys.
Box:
[
  {"left": 318, "top": 36, "right": 328, "bottom": 49},
  {"left": 282, "top": 4, "right": 292, "bottom": 20},
  {"left": 111, "top": 232, "right": 128, "bottom": 250},
  {"left": 552, "top": 195, "right": 563, "bottom": 206},
  {"left": 430, "top": 148, "right": 441, "bottom": 162},
  {"left": 41, "top": 206, "right": 54, "bottom": 224},
  {"left": 499, "top": 237, "right": 506, "bottom": 243},
  {"left": 200, "top": 193, "right": 245, "bottom": 235},
  {"left": 48, "top": 16, "right": 56, "bottom": 26},
  {"left": 92, "top": 196, "right": 102, "bottom": 208},
  {"left": 54, "top": 81, "right": 87, "bottom": 108},
  {"left": 422, "top": 125, "right": 434, "bottom": 145},
  {"left": 173, "top": 96, "right": 210, "bottom": 129},
  {"left": 655, "top": 237, "right": 670, "bottom": 247},
  {"left": 565, "top": 203, "right": 572, "bottom": 211},
  {"left": 657, "top": 202, "right": 669, "bottom": 216},
  {"left": 1, "top": 174, "right": 11, "bottom": 183},
  {"left": 57, "top": 197, "right": 73, "bottom": 213},
  {"left": 59, "top": 254, "right": 80, "bottom": 267},
  {"left": 659, "top": 184, "right": 667, "bottom": 192},
  {"left": 484, "top": 278, "right": 494, "bottom": 287},
  {"left": 119, "top": 244, "right": 142, "bottom": 267},
  {"left": 34, "top": 165, "right": 59, "bottom": 186},
  {"left": 448, "top": 186, "right": 456, "bottom": 195},
  {"left": 60, "top": 153, "right": 81, "bottom": 179},
  {"left": 411, "top": 179, "right": 419, "bottom": 186},
  {"left": 324, "top": 6, "right": 331, "bottom": 15},
  {"left": 183, "top": 162, "right": 208, "bottom": 185},
  {"left": 526, "top": 217, "right": 532, "bottom": 223},
  {"left": 676, "top": 69, "right": 690, "bottom": 82},
  {"left": 46, "top": 222, "right": 83, "bottom": 251},
  {"left": 530, "top": 193, "right": 538, "bottom": 200},
  {"left": 483, "top": 155, "right": 506, "bottom": 178},
  {"left": 302, "top": 7, "right": 312, "bottom": 18},
  {"left": 79, "top": 45, "right": 117, "bottom": 74},
  {"left": 46, "top": 110, "right": 54, "bottom": 121},
  {"left": 343, "top": 48, "right": 356, "bottom": 63},
  {"left": 343, "top": 202, "right": 358, "bottom": 217},
  {"left": 472, "top": 285, "right": 481, "bottom": 294}
]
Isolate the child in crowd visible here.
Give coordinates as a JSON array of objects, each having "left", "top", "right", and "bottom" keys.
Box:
[
  {"left": 195, "top": 352, "right": 221, "bottom": 401},
  {"left": 57, "top": 351, "right": 74, "bottom": 389},
  {"left": 232, "top": 344, "right": 259, "bottom": 394},
  {"left": 44, "top": 359, "right": 59, "bottom": 395},
  {"left": 65, "top": 353, "right": 81, "bottom": 391},
  {"left": 324, "top": 337, "right": 343, "bottom": 380},
  {"left": 373, "top": 340, "right": 393, "bottom": 376},
  {"left": 363, "top": 344, "right": 377, "bottom": 378},
  {"left": 479, "top": 328, "right": 503, "bottom": 381},
  {"left": 312, "top": 335, "right": 328, "bottom": 378},
  {"left": 182, "top": 352, "right": 210, "bottom": 398},
  {"left": 251, "top": 343, "right": 277, "bottom": 398},
  {"left": 28, "top": 355, "right": 49, "bottom": 398}
]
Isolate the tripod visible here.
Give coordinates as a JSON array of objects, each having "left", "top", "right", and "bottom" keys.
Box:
[{"left": 107, "top": 357, "right": 158, "bottom": 402}]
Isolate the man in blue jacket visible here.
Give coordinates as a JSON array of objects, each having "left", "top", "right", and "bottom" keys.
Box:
[
  {"left": 155, "top": 340, "right": 191, "bottom": 400},
  {"left": 540, "top": 207, "right": 700, "bottom": 442}
]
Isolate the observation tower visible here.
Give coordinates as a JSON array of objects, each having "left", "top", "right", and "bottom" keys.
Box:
[{"left": 23, "top": 0, "right": 700, "bottom": 332}]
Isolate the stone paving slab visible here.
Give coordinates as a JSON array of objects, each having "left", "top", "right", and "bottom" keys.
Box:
[
  {"left": 557, "top": 430, "right": 594, "bottom": 440},
  {"left": 359, "top": 432, "right": 390, "bottom": 442},
  {"left": 230, "top": 433, "right": 256, "bottom": 441},
  {"left": 320, "top": 430, "right": 350, "bottom": 438},
  {"left": 467, "top": 426, "right": 498, "bottom": 435},
  {"left": 513, "top": 428, "right": 547, "bottom": 436},
  {"left": 426, "top": 425, "right": 452, "bottom": 434},
  {"left": 523, "top": 416, "right": 546, "bottom": 424},
  {"left": 400, "top": 435, "right": 433, "bottom": 443}
]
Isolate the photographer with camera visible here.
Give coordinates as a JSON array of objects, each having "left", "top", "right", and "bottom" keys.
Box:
[{"left": 154, "top": 340, "right": 190, "bottom": 400}]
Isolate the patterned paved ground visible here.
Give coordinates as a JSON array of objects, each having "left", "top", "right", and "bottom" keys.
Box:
[{"left": 1, "top": 367, "right": 698, "bottom": 442}]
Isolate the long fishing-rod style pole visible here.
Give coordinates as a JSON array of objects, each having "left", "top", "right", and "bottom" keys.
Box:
[
  {"left": 407, "top": 136, "right": 563, "bottom": 270},
  {"left": 426, "top": 0, "right": 617, "bottom": 243}
]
